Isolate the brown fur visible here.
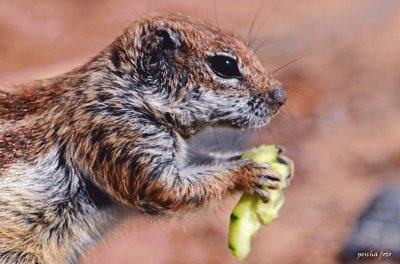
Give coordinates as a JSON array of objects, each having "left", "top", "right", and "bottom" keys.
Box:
[{"left": 0, "top": 14, "right": 287, "bottom": 263}]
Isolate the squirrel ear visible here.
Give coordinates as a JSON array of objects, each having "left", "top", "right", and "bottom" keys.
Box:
[{"left": 143, "top": 28, "right": 180, "bottom": 53}]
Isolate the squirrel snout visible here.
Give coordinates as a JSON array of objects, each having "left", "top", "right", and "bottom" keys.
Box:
[{"left": 268, "top": 84, "right": 287, "bottom": 105}]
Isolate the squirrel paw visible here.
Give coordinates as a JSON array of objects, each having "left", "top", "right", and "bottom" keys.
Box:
[{"left": 235, "top": 159, "right": 282, "bottom": 202}]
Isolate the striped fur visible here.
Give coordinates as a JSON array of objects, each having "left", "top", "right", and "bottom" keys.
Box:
[{"left": 0, "top": 14, "right": 286, "bottom": 263}]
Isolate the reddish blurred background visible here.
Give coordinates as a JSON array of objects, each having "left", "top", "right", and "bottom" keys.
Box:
[{"left": 1, "top": 0, "right": 400, "bottom": 263}]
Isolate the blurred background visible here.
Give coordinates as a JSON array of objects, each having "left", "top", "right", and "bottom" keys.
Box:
[{"left": 1, "top": 0, "right": 400, "bottom": 263}]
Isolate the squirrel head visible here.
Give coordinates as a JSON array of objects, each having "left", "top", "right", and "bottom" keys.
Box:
[{"left": 95, "top": 14, "right": 286, "bottom": 138}]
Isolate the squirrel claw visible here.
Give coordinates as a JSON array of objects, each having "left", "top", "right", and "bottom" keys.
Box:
[
  {"left": 254, "top": 185, "right": 270, "bottom": 203},
  {"left": 257, "top": 172, "right": 281, "bottom": 190}
]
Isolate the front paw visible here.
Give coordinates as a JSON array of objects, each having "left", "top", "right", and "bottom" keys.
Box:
[
  {"left": 251, "top": 162, "right": 283, "bottom": 202},
  {"left": 235, "top": 159, "right": 282, "bottom": 203},
  {"left": 276, "top": 155, "right": 295, "bottom": 182}
]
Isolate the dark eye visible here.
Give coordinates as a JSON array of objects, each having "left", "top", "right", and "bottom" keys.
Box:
[{"left": 209, "top": 55, "right": 242, "bottom": 79}]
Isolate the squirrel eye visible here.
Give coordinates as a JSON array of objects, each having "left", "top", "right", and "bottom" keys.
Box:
[{"left": 209, "top": 55, "right": 242, "bottom": 79}]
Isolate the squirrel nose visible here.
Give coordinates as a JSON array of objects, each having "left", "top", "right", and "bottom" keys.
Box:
[{"left": 269, "top": 83, "right": 287, "bottom": 105}]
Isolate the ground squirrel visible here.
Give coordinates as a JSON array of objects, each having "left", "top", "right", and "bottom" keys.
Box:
[{"left": 0, "top": 14, "right": 287, "bottom": 264}]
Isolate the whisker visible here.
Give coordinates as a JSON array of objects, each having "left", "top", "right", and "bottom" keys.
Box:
[
  {"left": 240, "top": 131, "right": 245, "bottom": 147},
  {"left": 246, "top": 0, "right": 268, "bottom": 48},
  {"left": 251, "top": 0, "right": 282, "bottom": 48},
  {"left": 275, "top": 112, "right": 292, "bottom": 132},
  {"left": 193, "top": 0, "right": 199, "bottom": 20},
  {"left": 266, "top": 122, "right": 277, "bottom": 144},
  {"left": 233, "top": 129, "right": 247, "bottom": 151},
  {"left": 284, "top": 85, "right": 311, "bottom": 98},
  {"left": 262, "top": 60, "right": 281, "bottom": 67},
  {"left": 281, "top": 106, "right": 297, "bottom": 127},
  {"left": 229, "top": 132, "right": 240, "bottom": 152},
  {"left": 254, "top": 38, "right": 278, "bottom": 54},
  {"left": 212, "top": 128, "right": 220, "bottom": 149},
  {"left": 272, "top": 53, "right": 311, "bottom": 74},
  {"left": 213, "top": 0, "right": 221, "bottom": 28}
]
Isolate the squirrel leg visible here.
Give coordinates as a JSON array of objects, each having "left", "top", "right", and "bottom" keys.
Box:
[{"left": 133, "top": 158, "right": 282, "bottom": 214}]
